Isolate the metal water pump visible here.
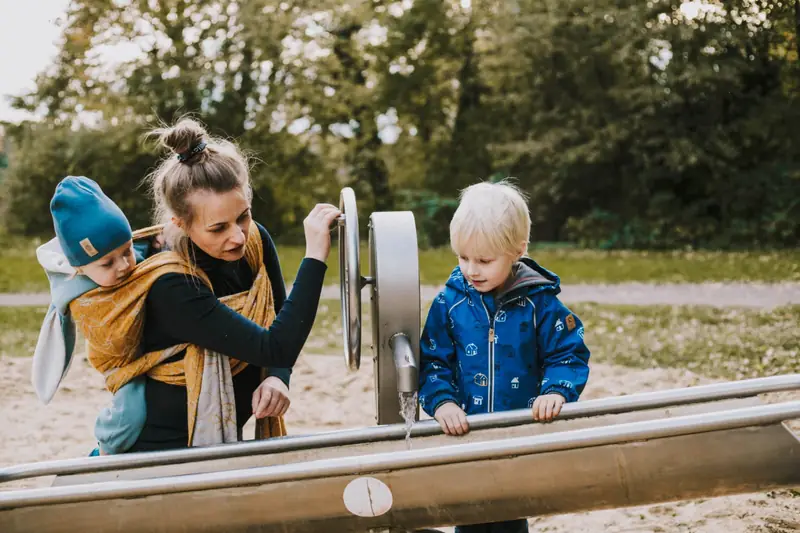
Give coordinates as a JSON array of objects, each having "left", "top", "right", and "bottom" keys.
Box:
[{"left": 338, "top": 187, "right": 420, "bottom": 425}]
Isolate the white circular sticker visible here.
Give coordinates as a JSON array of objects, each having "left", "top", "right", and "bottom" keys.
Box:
[{"left": 342, "top": 477, "right": 393, "bottom": 517}]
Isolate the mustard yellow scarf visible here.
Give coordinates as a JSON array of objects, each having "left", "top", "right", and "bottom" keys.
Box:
[{"left": 70, "top": 223, "right": 286, "bottom": 446}]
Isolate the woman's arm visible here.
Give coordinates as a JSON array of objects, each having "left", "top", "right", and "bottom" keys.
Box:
[
  {"left": 147, "top": 256, "right": 326, "bottom": 368},
  {"left": 258, "top": 223, "right": 291, "bottom": 385},
  {"left": 145, "top": 204, "right": 339, "bottom": 369}
]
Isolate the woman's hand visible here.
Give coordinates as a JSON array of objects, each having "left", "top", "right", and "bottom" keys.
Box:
[
  {"left": 252, "top": 376, "right": 291, "bottom": 419},
  {"left": 303, "top": 203, "right": 342, "bottom": 262},
  {"left": 532, "top": 393, "right": 566, "bottom": 422},
  {"left": 434, "top": 402, "right": 470, "bottom": 436}
]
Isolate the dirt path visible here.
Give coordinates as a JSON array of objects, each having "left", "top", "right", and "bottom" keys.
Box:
[{"left": 3, "top": 281, "right": 800, "bottom": 308}]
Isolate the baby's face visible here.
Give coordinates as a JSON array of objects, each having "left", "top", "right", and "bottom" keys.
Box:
[{"left": 79, "top": 240, "right": 136, "bottom": 287}]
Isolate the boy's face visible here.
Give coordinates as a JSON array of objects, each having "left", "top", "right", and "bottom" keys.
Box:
[
  {"left": 79, "top": 240, "right": 136, "bottom": 287},
  {"left": 456, "top": 243, "right": 522, "bottom": 293}
]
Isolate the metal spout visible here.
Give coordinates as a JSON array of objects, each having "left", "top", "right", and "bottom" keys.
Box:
[{"left": 389, "top": 333, "right": 418, "bottom": 394}]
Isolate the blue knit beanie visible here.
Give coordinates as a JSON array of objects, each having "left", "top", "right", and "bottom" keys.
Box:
[{"left": 50, "top": 176, "right": 133, "bottom": 267}]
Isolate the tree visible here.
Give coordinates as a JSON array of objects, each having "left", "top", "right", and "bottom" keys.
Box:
[{"left": 4, "top": 0, "right": 798, "bottom": 247}]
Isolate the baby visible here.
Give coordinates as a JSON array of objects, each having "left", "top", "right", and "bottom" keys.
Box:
[{"left": 33, "top": 176, "right": 153, "bottom": 455}]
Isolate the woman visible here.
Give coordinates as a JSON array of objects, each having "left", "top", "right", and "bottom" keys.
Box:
[{"left": 124, "top": 117, "right": 339, "bottom": 451}]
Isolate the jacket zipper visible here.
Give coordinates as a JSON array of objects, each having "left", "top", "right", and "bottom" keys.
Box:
[
  {"left": 479, "top": 296, "right": 494, "bottom": 412},
  {"left": 480, "top": 295, "right": 522, "bottom": 412}
]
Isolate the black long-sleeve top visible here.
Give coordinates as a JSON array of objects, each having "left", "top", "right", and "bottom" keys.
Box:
[{"left": 127, "top": 222, "right": 326, "bottom": 452}]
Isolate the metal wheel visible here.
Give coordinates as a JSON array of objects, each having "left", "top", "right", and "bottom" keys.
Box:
[{"left": 338, "top": 187, "right": 362, "bottom": 371}]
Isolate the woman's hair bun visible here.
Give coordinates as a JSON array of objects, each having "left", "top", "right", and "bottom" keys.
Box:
[{"left": 152, "top": 118, "right": 207, "bottom": 155}]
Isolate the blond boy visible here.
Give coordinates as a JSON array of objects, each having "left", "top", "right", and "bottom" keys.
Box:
[{"left": 418, "top": 180, "right": 591, "bottom": 533}]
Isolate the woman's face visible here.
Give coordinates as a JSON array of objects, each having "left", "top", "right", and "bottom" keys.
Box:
[{"left": 179, "top": 188, "right": 252, "bottom": 261}]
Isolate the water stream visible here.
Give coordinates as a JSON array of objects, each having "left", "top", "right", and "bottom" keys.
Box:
[{"left": 398, "top": 391, "right": 418, "bottom": 450}]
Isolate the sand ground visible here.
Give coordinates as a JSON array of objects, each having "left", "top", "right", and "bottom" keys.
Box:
[{"left": 1, "top": 349, "right": 798, "bottom": 532}]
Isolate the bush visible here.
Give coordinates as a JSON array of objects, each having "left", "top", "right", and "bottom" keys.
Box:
[{"left": 1, "top": 123, "right": 156, "bottom": 236}]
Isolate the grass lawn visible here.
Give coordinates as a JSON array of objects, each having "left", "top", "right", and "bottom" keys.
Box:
[
  {"left": 2, "top": 232, "right": 799, "bottom": 293},
  {"left": 0, "top": 233, "right": 47, "bottom": 293},
  {"left": 575, "top": 303, "right": 799, "bottom": 380},
  {"left": 0, "top": 307, "right": 48, "bottom": 358},
  {"left": 3, "top": 301, "right": 797, "bottom": 384},
  {"left": 302, "top": 300, "right": 799, "bottom": 382}
]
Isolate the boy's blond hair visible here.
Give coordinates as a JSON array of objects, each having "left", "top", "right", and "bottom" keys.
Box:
[{"left": 450, "top": 179, "right": 531, "bottom": 258}]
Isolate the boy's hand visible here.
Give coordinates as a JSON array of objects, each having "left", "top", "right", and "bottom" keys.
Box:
[
  {"left": 532, "top": 393, "right": 566, "bottom": 422},
  {"left": 434, "top": 402, "right": 470, "bottom": 436}
]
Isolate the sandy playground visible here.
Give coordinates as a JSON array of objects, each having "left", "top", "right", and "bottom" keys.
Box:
[{"left": 1, "top": 344, "right": 798, "bottom": 532}]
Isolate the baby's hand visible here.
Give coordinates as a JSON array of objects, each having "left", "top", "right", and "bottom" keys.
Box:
[
  {"left": 532, "top": 393, "right": 566, "bottom": 422},
  {"left": 434, "top": 402, "right": 469, "bottom": 436},
  {"left": 152, "top": 232, "right": 166, "bottom": 251}
]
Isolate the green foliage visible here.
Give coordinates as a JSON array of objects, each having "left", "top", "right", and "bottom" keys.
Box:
[
  {"left": 395, "top": 189, "right": 458, "bottom": 248},
  {"left": 483, "top": 0, "right": 800, "bottom": 248},
  {"left": 2, "top": 122, "right": 157, "bottom": 235},
  {"left": 1, "top": 0, "right": 798, "bottom": 248}
]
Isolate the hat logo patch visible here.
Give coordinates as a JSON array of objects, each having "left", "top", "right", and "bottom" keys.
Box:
[{"left": 80, "top": 238, "right": 99, "bottom": 257}]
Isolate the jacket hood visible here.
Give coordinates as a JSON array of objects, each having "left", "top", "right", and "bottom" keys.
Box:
[
  {"left": 36, "top": 238, "right": 97, "bottom": 315},
  {"left": 444, "top": 256, "right": 561, "bottom": 301}
]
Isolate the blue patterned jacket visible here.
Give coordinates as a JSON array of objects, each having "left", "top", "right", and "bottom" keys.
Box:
[{"left": 419, "top": 258, "right": 590, "bottom": 416}]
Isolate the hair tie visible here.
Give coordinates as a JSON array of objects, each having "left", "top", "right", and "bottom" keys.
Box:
[{"left": 177, "top": 141, "right": 207, "bottom": 162}]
